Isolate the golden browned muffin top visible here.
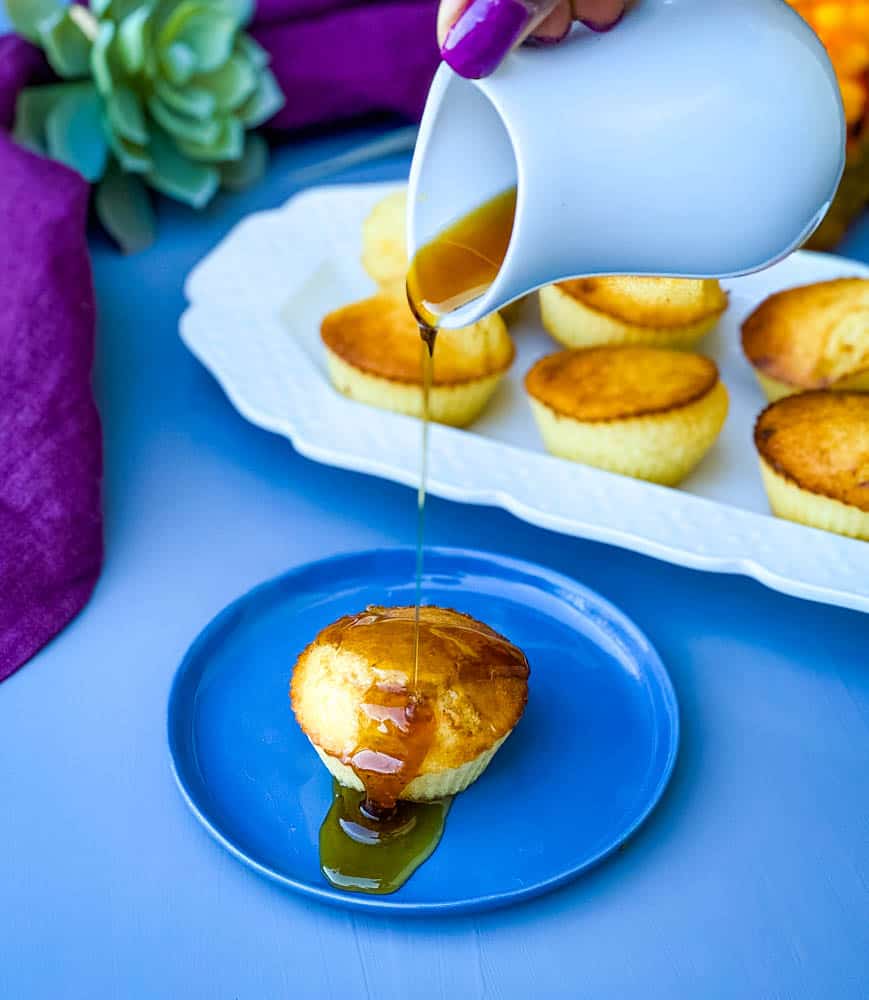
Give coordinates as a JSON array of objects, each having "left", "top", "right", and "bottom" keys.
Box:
[
  {"left": 741, "top": 278, "right": 869, "bottom": 389},
  {"left": 525, "top": 346, "right": 720, "bottom": 422},
  {"left": 320, "top": 295, "right": 514, "bottom": 386},
  {"left": 557, "top": 276, "right": 728, "bottom": 328},
  {"left": 754, "top": 391, "right": 869, "bottom": 512},
  {"left": 291, "top": 606, "right": 529, "bottom": 775}
]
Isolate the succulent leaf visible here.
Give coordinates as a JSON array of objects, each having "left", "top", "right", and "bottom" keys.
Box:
[
  {"left": 176, "top": 116, "right": 243, "bottom": 162},
  {"left": 178, "top": 13, "right": 237, "bottom": 73},
  {"left": 96, "top": 160, "right": 157, "bottom": 253},
  {"left": 39, "top": 9, "right": 94, "bottom": 79},
  {"left": 91, "top": 22, "right": 119, "bottom": 94},
  {"left": 238, "top": 68, "right": 284, "bottom": 128},
  {"left": 235, "top": 33, "right": 269, "bottom": 70},
  {"left": 45, "top": 83, "right": 109, "bottom": 182},
  {"left": 219, "top": 132, "right": 266, "bottom": 191},
  {"left": 205, "top": 0, "right": 254, "bottom": 26},
  {"left": 147, "top": 95, "right": 221, "bottom": 144},
  {"left": 160, "top": 3, "right": 236, "bottom": 74},
  {"left": 147, "top": 126, "right": 220, "bottom": 207},
  {"left": 153, "top": 79, "right": 217, "bottom": 120},
  {"left": 160, "top": 41, "right": 197, "bottom": 85},
  {"left": 6, "top": 0, "right": 64, "bottom": 44},
  {"left": 13, "top": 85, "right": 71, "bottom": 155},
  {"left": 106, "top": 86, "right": 149, "bottom": 145},
  {"left": 106, "top": 129, "right": 153, "bottom": 173},
  {"left": 117, "top": 6, "right": 152, "bottom": 73},
  {"left": 196, "top": 52, "right": 257, "bottom": 111}
]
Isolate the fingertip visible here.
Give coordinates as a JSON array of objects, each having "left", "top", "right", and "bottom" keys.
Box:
[
  {"left": 573, "top": 0, "right": 625, "bottom": 31},
  {"left": 438, "top": 0, "right": 473, "bottom": 46},
  {"left": 528, "top": 2, "right": 572, "bottom": 44}
]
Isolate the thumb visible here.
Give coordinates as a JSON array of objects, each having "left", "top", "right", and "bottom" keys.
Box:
[{"left": 438, "top": 0, "right": 472, "bottom": 46}]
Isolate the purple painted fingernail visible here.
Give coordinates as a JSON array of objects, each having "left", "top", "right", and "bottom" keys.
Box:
[{"left": 441, "top": 0, "right": 535, "bottom": 79}]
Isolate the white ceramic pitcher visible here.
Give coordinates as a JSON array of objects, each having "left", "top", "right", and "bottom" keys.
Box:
[{"left": 406, "top": 0, "right": 845, "bottom": 329}]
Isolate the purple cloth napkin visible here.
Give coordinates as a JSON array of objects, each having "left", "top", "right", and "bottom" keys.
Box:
[
  {"left": 0, "top": 3, "right": 439, "bottom": 682},
  {"left": 253, "top": 2, "right": 439, "bottom": 130},
  {"left": 0, "top": 36, "right": 103, "bottom": 682}
]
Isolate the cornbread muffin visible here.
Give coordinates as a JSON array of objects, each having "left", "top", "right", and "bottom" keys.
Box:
[
  {"left": 321, "top": 294, "right": 514, "bottom": 427},
  {"left": 741, "top": 278, "right": 869, "bottom": 401},
  {"left": 754, "top": 391, "right": 869, "bottom": 540},
  {"left": 361, "top": 188, "right": 407, "bottom": 295},
  {"left": 291, "top": 606, "right": 530, "bottom": 804},
  {"left": 525, "top": 346, "right": 729, "bottom": 485},
  {"left": 540, "top": 276, "right": 728, "bottom": 350}
]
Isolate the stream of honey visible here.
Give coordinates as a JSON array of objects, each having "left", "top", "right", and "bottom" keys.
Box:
[
  {"left": 319, "top": 188, "right": 518, "bottom": 894},
  {"left": 409, "top": 187, "right": 517, "bottom": 686}
]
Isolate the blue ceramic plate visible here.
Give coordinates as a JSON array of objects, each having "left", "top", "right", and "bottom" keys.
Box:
[{"left": 168, "top": 548, "right": 679, "bottom": 914}]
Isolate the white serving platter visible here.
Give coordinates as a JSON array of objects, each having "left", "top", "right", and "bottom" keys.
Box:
[{"left": 181, "top": 182, "right": 869, "bottom": 613}]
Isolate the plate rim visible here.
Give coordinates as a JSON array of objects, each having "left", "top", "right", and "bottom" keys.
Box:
[
  {"left": 167, "top": 545, "right": 680, "bottom": 915},
  {"left": 179, "top": 182, "right": 869, "bottom": 615}
]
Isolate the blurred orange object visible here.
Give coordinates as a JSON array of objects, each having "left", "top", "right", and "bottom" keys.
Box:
[{"left": 788, "top": 1, "right": 869, "bottom": 246}]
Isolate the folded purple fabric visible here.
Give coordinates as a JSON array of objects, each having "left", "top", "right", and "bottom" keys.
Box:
[
  {"left": 254, "top": 1, "right": 439, "bottom": 130},
  {"left": 0, "top": 1, "right": 439, "bottom": 682},
  {"left": 0, "top": 35, "right": 103, "bottom": 682}
]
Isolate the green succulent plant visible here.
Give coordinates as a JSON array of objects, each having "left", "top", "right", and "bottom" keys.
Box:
[{"left": 7, "top": 0, "right": 284, "bottom": 251}]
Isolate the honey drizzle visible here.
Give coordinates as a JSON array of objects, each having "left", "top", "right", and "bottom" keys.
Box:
[
  {"left": 346, "top": 188, "right": 518, "bottom": 812},
  {"left": 413, "top": 327, "right": 436, "bottom": 690},
  {"left": 320, "top": 189, "right": 519, "bottom": 893},
  {"left": 327, "top": 607, "right": 528, "bottom": 813},
  {"left": 407, "top": 185, "right": 516, "bottom": 708},
  {"left": 350, "top": 682, "right": 435, "bottom": 814}
]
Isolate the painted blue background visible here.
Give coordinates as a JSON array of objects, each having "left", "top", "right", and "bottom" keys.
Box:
[{"left": 1, "top": 8, "right": 868, "bottom": 992}]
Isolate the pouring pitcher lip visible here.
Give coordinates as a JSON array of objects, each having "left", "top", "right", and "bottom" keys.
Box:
[
  {"left": 406, "top": 63, "right": 524, "bottom": 330},
  {"left": 407, "top": 0, "right": 847, "bottom": 331}
]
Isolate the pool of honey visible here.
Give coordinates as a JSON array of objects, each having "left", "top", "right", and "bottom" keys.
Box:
[
  {"left": 320, "top": 189, "right": 519, "bottom": 895},
  {"left": 320, "top": 782, "right": 451, "bottom": 895}
]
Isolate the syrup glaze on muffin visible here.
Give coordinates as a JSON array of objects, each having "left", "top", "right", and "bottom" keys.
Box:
[{"left": 291, "top": 605, "right": 529, "bottom": 811}]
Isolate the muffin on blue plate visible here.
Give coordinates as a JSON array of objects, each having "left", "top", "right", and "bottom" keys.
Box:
[{"left": 291, "top": 605, "right": 529, "bottom": 809}]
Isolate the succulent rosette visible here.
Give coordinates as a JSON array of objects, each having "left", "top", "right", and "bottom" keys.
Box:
[{"left": 7, "top": 0, "right": 285, "bottom": 250}]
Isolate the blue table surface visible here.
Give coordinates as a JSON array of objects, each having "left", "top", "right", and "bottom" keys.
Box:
[{"left": 2, "top": 68, "right": 869, "bottom": 1000}]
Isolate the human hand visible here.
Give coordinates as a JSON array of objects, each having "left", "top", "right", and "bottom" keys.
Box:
[{"left": 438, "top": 0, "right": 626, "bottom": 78}]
